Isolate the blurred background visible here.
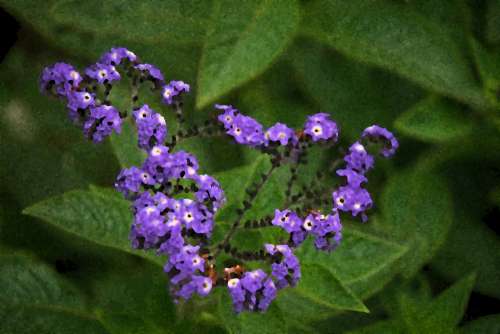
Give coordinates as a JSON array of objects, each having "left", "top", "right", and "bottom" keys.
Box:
[{"left": 1, "top": 0, "right": 500, "bottom": 333}]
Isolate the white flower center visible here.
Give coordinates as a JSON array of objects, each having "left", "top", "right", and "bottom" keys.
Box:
[
  {"left": 163, "top": 89, "right": 172, "bottom": 98},
  {"left": 98, "top": 69, "right": 107, "bottom": 78},
  {"left": 353, "top": 203, "right": 361, "bottom": 210},
  {"left": 70, "top": 71, "right": 79, "bottom": 80},
  {"left": 312, "top": 125, "right": 323, "bottom": 136},
  {"left": 303, "top": 220, "right": 314, "bottom": 231},
  {"left": 228, "top": 278, "right": 239, "bottom": 288},
  {"left": 184, "top": 212, "right": 194, "bottom": 222},
  {"left": 151, "top": 147, "right": 162, "bottom": 156}
]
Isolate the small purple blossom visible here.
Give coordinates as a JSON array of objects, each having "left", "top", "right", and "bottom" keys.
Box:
[
  {"left": 40, "top": 62, "right": 82, "bottom": 97},
  {"left": 216, "top": 104, "right": 239, "bottom": 129},
  {"left": 134, "top": 63, "right": 164, "bottom": 82},
  {"left": 114, "top": 167, "right": 155, "bottom": 198},
  {"left": 99, "top": 47, "right": 137, "bottom": 66},
  {"left": 85, "top": 63, "right": 121, "bottom": 84},
  {"left": 161, "top": 80, "right": 190, "bottom": 105},
  {"left": 227, "top": 114, "right": 266, "bottom": 147},
  {"left": 344, "top": 141, "right": 374, "bottom": 173},
  {"left": 332, "top": 186, "right": 372, "bottom": 221},
  {"left": 133, "top": 104, "right": 167, "bottom": 150},
  {"left": 83, "top": 105, "right": 122, "bottom": 143},
  {"left": 304, "top": 113, "right": 339, "bottom": 142},
  {"left": 272, "top": 209, "right": 302, "bottom": 233},
  {"left": 227, "top": 270, "right": 277, "bottom": 313},
  {"left": 67, "top": 90, "right": 95, "bottom": 112},
  {"left": 265, "top": 123, "right": 298, "bottom": 146},
  {"left": 265, "top": 244, "right": 301, "bottom": 289},
  {"left": 336, "top": 168, "right": 367, "bottom": 188},
  {"left": 362, "top": 125, "right": 399, "bottom": 157}
]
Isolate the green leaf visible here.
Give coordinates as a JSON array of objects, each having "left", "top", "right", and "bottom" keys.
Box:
[
  {"left": 394, "top": 96, "right": 474, "bottom": 142},
  {"left": 110, "top": 119, "right": 146, "bottom": 168},
  {"left": 196, "top": 0, "right": 300, "bottom": 108},
  {"left": 289, "top": 38, "right": 422, "bottom": 141},
  {"left": 486, "top": 0, "right": 500, "bottom": 45},
  {"left": 0, "top": 254, "right": 109, "bottom": 334},
  {"left": 400, "top": 273, "right": 476, "bottom": 334},
  {"left": 301, "top": 0, "right": 486, "bottom": 108},
  {"left": 219, "top": 290, "right": 287, "bottom": 334},
  {"left": 460, "top": 314, "right": 500, "bottom": 334},
  {"left": 378, "top": 158, "right": 454, "bottom": 278},
  {"left": 357, "top": 274, "right": 475, "bottom": 334},
  {"left": 22, "top": 186, "right": 162, "bottom": 266},
  {"left": 431, "top": 160, "right": 500, "bottom": 299},
  {"left": 277, "top": 264, "right": 368, "bottom": 322},
  {"left": 297, "top": 228, "right": 407, "bottom": 299},
  {"left": 469, "top": 38, "right": 500, "bottom": 108},
  {"left": 2, "top": 0, "right": 212, "bottom": 45},
  {"left": 345, "top": 320, "right": 405, "bottom": 334},
  {"left": 214, "top": 155, "right": 268, "bottom": 223}
]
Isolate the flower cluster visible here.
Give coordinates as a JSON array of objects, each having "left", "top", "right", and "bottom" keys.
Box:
[
  {"left": 40, "top": 46, "right": 399, "bottom": 314},
  {"left": 40, "top": 47, "right": 189, "bottom": 144}
]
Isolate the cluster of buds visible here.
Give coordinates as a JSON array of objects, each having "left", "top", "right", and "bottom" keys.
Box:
[{"left": 40, "top": 47, "right": 398, "bottom": 313}]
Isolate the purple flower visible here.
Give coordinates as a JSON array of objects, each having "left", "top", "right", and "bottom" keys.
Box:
[
  {"left": 115, "top": 167, "right": 155, "bottom": 198},
  {"left": 344, "top": 141, "right": 374, "bottom": 173},
  {"left": 161, "top": 80, "right": 190, "bottom": 105},
  {"left": 265, "top": 244, "right": 301, "bottom": 289},
  {"left": 134, "top": 63, "right": 164, "bottom": 82},
  {"left": 100, "top": 47, "right": 137, "bottom": 66},
  {"left": 265, "top": 123, "right": 298, "bottom": 146},
  {"left": 304, "top": 113, "right": 339, "bottom": 142},
  {"left": 67, "top": 90, "right": 95, "bottom": 112},
  {"left": 308, "top": 212, "right": 342, "bottom": 251},
  {"left": 83, "top": 105, "right": 122, "bottom": 143},
  {"left": 336, "top": 168, "right": 367, "bottom": 188},
  {"left": 40, "top": 62, "right": 82, "bottom": 97},
  {"left": 194, "top": 174, "right": 226, "bottom": 212},
  {"left": 362, "top": 125, "right": 399, "bottom": 157},
  {"left": 227, "top": 113, "right": 266, "bottom": 147},
  {"left": 332, "top": 186, "right": 372, "bottom": 221},
  {"left": 85, "top": 63, "right": 121, "bottom": 84},
  {"left": 216, "top": 104, "right": 239, "bottom": 129},
  {"left": 272, "top": 209, "right": 302, "bottom": 233},
  {"left": 228, "top": 270, "right": 277, "bottom": 313},
  {"left": 133, "top": 104, "right": 168, "bottom": 150}
]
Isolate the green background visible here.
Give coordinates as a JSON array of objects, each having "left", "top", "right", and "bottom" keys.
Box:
[{"left": 1, "top": 0, "right": 500, "bottom": 333}]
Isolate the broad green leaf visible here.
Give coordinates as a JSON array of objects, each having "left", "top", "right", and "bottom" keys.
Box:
[
  {"left": 431, "top": 159, "right": 500, "bottom": 299},
  {"left": 378, "top": 158, "right": 454, "bottom": 278},
  {"left": 22, "top": 186, "right": 163, "bottom": 266},
  {"left": 214, "top": 155, "right": 268, "bottom": 223},
  {"left": 97, "top": 313, "right": 167, "bottom": 334},
  {"left": 2, "top": 0, "right": 211, "bottom": 45},
  {"left": 289, "top": 39, "right": 422, "bottom": 141},
  {"left": 469, "top": 38, "right": 500, "bottom": 108},
  {"left": 110, "top": 119, "right": 146, "bottom": 168},
  {"left": 0, "top": 254, "right": 109, "bottom": 334},
  {"left": 395, "top": 96, "right": 474, "bottom": 142},
  {"left": 358, "top": 274, "right": 475, "bottom": 334},
  {"left": 346, "top": 320, "right": 405, "bottom": 334},
  {"left": 301, "top": 0, "right": 487, "bottom": 108},
  {"left": 460, "top": 314, "right": 500, "bottom": 334},
  {"left": 90, "top": 260, "right": 175, "bottom": 331},
  {"left": 400, "top": 273, "right": 476, "bottom": 334},
  {"left": 277, "top": 264, "right": 368, "bottom": 322},
  {"left": 297, "top": 228, "right": 407, "bottom": 299},
  {"left": 196, "top": 0, "right": 300, "bottom": 108},
  {"left": 237, "top": 59, "right": 314, "bottom": 129},
  {"left": 219, "top": 290, "right": 287, "bottom": 334},
  {"left": 486, "top": 0, "right": 500, "bottom": 45}
]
